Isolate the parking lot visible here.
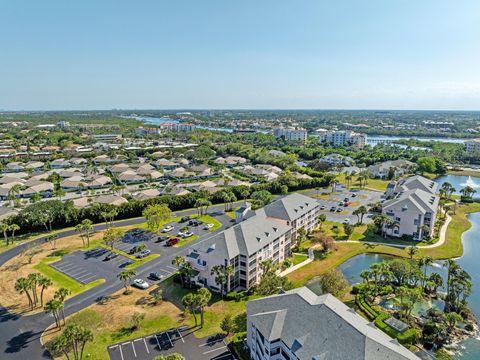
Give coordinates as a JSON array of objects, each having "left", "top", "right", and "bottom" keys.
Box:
[
  {"left": 108, "top": 327, "right": 235, "bottom": 360},
  {"left": 50, "top": 247, "right": 133, "bottom": 283},
  {"left": 314, "top": 187, "right": 382, "bottom": 224}
]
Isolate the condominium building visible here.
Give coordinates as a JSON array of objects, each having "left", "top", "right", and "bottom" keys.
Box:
[
  {"left": 273, "top": 127, "right": 308, "bottom": 143},
  {"left": 382, "top": 175, "right": 439, "bottom": 240},
  {"left": 247, "top": 287, "right": 420, "bottom": 360},
  {"left": 465, "top": 139, "right": 480, "bottom": 153},
  {"left": 318, "top": 130, "right": 367, "bottom": 148},
  {"left": 185, "top": 193, "right": 319, "bottom": 292}
]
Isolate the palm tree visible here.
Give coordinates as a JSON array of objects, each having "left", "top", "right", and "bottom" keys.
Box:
[
  {"left": 38, "top": 277, "right": 53, "bottom": 307},
  {"left": 9, "top": 224, "right": 20, "bottom": 244},
  {"left": 197, "top": 288, "right": 212, "bottom": 327},
  {"left": 172, "top": 256, "right": 186, "bottom": 287},
  {"left": 54, "top": 287, "right": 71, "bottom": 302},
  {"left": 317, "top": 214, "right": 327, "bottom": 230},
  {"left": 117, "top": 269, "right": 136, "bottom": 294},
  {"left": 331, "top": 179, "right": 340, "bottom": 193},
  {"left": 0, "top": 222, "right": 9, "bottom": 246},
  {"left": 211, "top": 265, "right": 228, "bottom": 297},
  {"left": 44, "top": 299, "right": 64, "bottom": 328},
  {"left": 7, "top": 184, "right": 22, "bottom": 207},
  {"left": 418, "top": 256, "right": 433, "bottom": 290},
  {"left": 182, "top": 293, "right": 198, "bottom": 327},
  {"left": 15, "top": 277, "right": 33, "bottom": 310}
]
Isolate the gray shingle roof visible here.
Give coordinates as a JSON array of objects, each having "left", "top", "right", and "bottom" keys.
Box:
[
  {"left": 263, "top": 192, "right": 318, "bottom": 222},
  {"left": 248, "top": 287, "right": 420, "bottom": 360},
  {"left": 383, "top": 188, "right": 439, "bottom": 214}
]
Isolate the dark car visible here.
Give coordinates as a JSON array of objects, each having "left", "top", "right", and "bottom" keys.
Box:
[
  {"left": 104, "top": 252, "right": 119, "bottom": 261},
  {"left": 351, "top": 193, "right": 357, "bottom": 198},
  {"left": 148, "top": 272, "right": 164, "bottom": 281},
  {"left": 155, "top": 236, "right": 169, "bottom": 243},
  {"left": 189, "top": 219, "right": 203, "bottom": 226},
  {"left": 180, "top": 216, "right": 191, "bottom": 223},
  {"left": 129, "top": 246, "right": 139, "bottom": 254},
  {"left": 166, "top": 237, "right": 180, "bottom": 246},
  {"left": 330, "top": 206, "right": 336, "bottom": 212}
]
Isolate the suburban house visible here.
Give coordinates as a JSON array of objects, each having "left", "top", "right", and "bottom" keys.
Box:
[
  {"left": 247, "top": 287, "right": 420, "bottom": 360},
  {"left": 368, "top": 160, "right": 415, "bottom": 179},
  {"left": 382, "top": 175, "right": 439, "bottom": 240},
  {"left": 319, "top": 153, "right": 354, "bottom": 166},
  {"left": 185, "top": 193, "right": 319, "bottom": 292}
]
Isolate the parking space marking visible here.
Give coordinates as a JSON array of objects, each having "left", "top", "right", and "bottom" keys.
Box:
[
  {"left": 166, "top": 265, "right": 177, "bottom": 271},
  {"left": 166, "top": 331, "right": 173, "bottom": 347},
  {"left": 55, "top": 263, "right": 78, "bottom": 271},
  {"left": 215, "top": 354, "right": 234, "bottom": 360},
  {"left": 77, "top": 273, "right": 96, "bottom": 281},
  {"left": 136, "top": 338, "right": 150, "bottom": 354},
  {"left": 130, "top": 341, "right": 137, "bottom": 357},
  {"left": 69, "top": 269, "right": 89, "bottom": 277},
  {"left": 177, "top": 328, "right": 184, "bottom": 343},
  {"left": 203, "top": 346, "right": 227, "bottom": 355},
  {"left": 154, "top": 334, "right": 161, "bottom": 350}
]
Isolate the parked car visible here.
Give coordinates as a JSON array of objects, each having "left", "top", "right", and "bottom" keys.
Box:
[
  {"left": 148, "top": 272, "right": 164, "bottom": 281},
  {"left": 320, "top": 205, "right": 326, "bottom": 210},
  {"left": 162, "top": 225, "right": 174, "bottom": 232},
  {"left": 183, "top": 231, "right": 194, "bottom": 238},
  {"left": 343, "top": 202, "right": 350, "bottom": 207},
  {"left": 132, "top": 279, "right": 150, "bottom": 289},
  {"left": 155, "top": 236, "right": 169, "bottom": 243},
  {"left": 166, "top": 237, "right": 179, "bottom": 246},
  {"left": 351, "top": 193, "right": 357, "bottom": 198},
  {"left": 342, "top": 218, "right": 350, "bottom": 224},
  {"left": 330, "top": 206, "right": 336, "bottom": 212},
  {"left": 204, "top": 223, "right": 214, "bottom": 230},
  {"left": 177, "top": 231, "right": 186, "bottom": 237},
  {"left": 180, "top": 216, "right": 190, "bottom": 223},
  {"left": 189, "top": 219, "right": 203, "bottom": 226},
  {"left": 136, "top": 249, "right": 151, "bottom": 258},
  {"left": 336, "top": 207, "right": 342, "bottom": 212},
  {"left": 344, "top": 197, "right": 350, "bottom": 202},
  {"left": 338, "top": 202, "right": 344, "bottom": 206},
  {"left": 104, "top": 252, "right": 119, "bottom": 261}
]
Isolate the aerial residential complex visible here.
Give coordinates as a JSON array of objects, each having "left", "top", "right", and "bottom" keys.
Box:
[
  {"left": 247, "top": 287, "right": 420, "bottom": 360},
  {"left": 186, "top": 193, "right": 319, "bottom": 292},
  {"left": 316, "top": 129, "right": 367, "bottom": 148},
  {"left": 382, "top": 175, "right": 440, "bottom": 240}
]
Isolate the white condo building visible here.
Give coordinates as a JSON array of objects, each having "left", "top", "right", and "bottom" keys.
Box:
[
  {"left": 465, "top": 139, "right": 480, "bottom": 153},
  {"left": 382, "top": 175, "right": 439, "bottom": 240},
  {"left": 317, "top": 129, "right": 367, "bottom": 148},
  {"left": 273, "top": 127, "right": 308, "bottom": 143},
  {"left": 185, "top": 193, "right": 319, "bottom": 292}
]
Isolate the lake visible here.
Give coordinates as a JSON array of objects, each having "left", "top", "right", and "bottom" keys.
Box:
[
  {"left": 436, "top": 175, "right": 480, "bottom": 199},
  {"left": 310, "top": 210, "right": 480, "bottom": 359}
]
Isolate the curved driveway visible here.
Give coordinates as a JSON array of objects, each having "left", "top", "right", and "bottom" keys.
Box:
[{"left": 0, "top": 203, "right": 239, "bottom": 360}]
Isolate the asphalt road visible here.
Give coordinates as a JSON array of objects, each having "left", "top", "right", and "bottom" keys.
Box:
[{"left": 0, "top": 203, "right": 239, "bottom": 360}]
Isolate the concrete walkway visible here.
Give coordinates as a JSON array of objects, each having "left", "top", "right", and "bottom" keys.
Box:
[{"left": 340, "top": 213, "right": 452, "bottom": 250}]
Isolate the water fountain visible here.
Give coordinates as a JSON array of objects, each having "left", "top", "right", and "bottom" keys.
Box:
[{"left": 460, "top": 176, "right": 480, "bottom": 189}]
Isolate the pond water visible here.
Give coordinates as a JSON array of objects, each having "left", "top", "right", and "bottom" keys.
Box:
[
  {"left": 309, "top": 209, "right": 480, "bottom": 358},
  {"left": 435, "top": 175, "right": 480, "bottom": 199}
]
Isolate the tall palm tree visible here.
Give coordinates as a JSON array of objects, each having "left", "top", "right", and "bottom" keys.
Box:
[
  {"left": 172, "top": 256, "right": 186, "bottom": 287},
  {"left": 15, "top": 277, "right": 33, "bottom": 310},
  {"left": 7, "top": 184, "right": 22, "bottom": 207},
  {"left": 418, "top": 256, "right": 433, "bottom": 290},
  {"left": 117, "top": 269, "right": 136, "bottom": 294},
  {"left": 44, "top": 299, "right": 64, "bottom": 328},
  {"left": 38, "top": 277, "right": 53, "bottom": 307},
  {"left": 197, "top": 288, "right": 212, "bottom": 327},
  {"left": 9, "top": 224, "right": 20, "bottom": 244}
]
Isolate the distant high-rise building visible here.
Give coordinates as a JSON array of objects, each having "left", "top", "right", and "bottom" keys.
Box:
[
  {"left": 317, "top": 129, "right": 366, "bottom": 148},
  {"left": 465, "top": 139, "right": 480, "bottom": 153},
  {"left": 273, "top": 127, "right": 307, "bottom": 143}
]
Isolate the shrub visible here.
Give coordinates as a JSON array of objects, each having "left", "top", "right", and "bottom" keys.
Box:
[
  {"left": 465, "top": 323, "right": 474, "bottom": 332},
  {"left": 351, "top": 283, "right": 365, "bottom": 295}
]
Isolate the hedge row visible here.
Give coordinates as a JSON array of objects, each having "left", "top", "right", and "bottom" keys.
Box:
[
  {"left": 374, "top": 313, "right": 418, "bottom": 345},
  {"left": 355, "top": 295, "right": 379, "bottom": 320}
]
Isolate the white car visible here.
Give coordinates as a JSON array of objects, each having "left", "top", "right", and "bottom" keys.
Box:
[
  {"left": 204, "top": 223, "right": 214, "bottom": 230},
  {"left": 177, "top": 231, "right": 186, "bottom": 237},
  {"left": 342, "top": 218, "right": 350, "bottom": 224},
  {"left": 162, "top": 225, "right": 174, "bottom": 233},
  {"left": 183, "top": 231, "right": 194, "bottom": 238},
  {"left": 132, "top": 279, "right": 150, "bottom": 289}
]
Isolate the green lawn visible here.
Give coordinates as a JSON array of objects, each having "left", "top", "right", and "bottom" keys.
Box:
[
  {"left": 292, "top": 253, "right": 309, "bottom": 265},
  {"left": 34, "top": 257, "right": 105, "bottom": 296}
]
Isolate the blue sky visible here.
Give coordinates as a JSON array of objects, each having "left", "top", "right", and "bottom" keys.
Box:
[{"left": 1, "top": 0, "right": 480, "bottom": 110}]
